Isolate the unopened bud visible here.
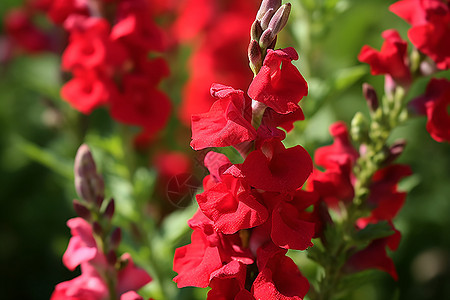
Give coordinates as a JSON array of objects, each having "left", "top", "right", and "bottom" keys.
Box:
[
  {"left": 74, "top": 144, "right": 97, "bottom": 178},
  {"left": 93, "top": 221, "right": 102, "bottom": 236},
  {"left": 362, "top": 83, "right": 379, "bottom": 112},
  {"left": 259, "top": 28, "right": 274, "bottom": 49},
  {"left": 351, "top": 112, "right": 369, "bottom": 143},
  {"left": 256, "top": 0, "right": 282, "bottom": 21},
  {"left": 266, "top": 3, "right": 291, "bottom": 38},
  {"left": 250, "top": 20, "right": 263, "bottom": 41},
  {"left": 106, "top": 249, "right": 117, "bottom": 266},
  {"left": 104, "top": 198, "right": 115, "bottom": 220},
  {"left": 248, "top": 39, "right": 262, "bottom": 75},
  {"left": 73, "top": 199, "right": 91, "bottom": 220},
  {"left": 384, "top": 139, "right": 407, "bottom": 165},
  {"left": 110, "top": 227, "right": 122, "bottom": 249},
  {"left": 96, "top": 195, "right": 104, "bottom": 209},
  {"left": 74, "top": 144, "right": 105, "bottom": 202},
  {"left": 260, "top": 8, "right": 275, "bottom": 30}
]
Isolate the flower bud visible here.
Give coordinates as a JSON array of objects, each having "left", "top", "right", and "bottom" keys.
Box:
[
  {"left": 362, "top": 83, "right": 379, "bottom": 112},
  {"left": 104, "top": 198, "right": 115, "bottom": 220},
  {"left": 260, "top": 8, "right": 275, "bottom": 30},
  {"left": 106, "top": 249, "right": 117, "bottom": 266},
  {"left": 248, "top": 39, "right": 262, "bottom": 75},
  {"left": 74, "top": 144, "right": 96, "bottom": 178},
  {"left": 110, "top": 227, "right": 122, "bottom": 250},
  {"left": 384, "top": 139, "right": 407, "bottom": 165},
  {"left": 259, "top": 28, "right": 274, "bottom": 49},
  {"left": 351, "top": 112, "right": 370, "bottom": 143},
  {"left": 266, "top": 3, "right": 291, "bottom": 38},
  {"left": 74, "top": 144, "right": 105, "bottom": 203},
  {"left": 256, "top": 0, "right": 282, "bottom": 21},
  {"left": 250, "top": 20, "right": 263, "bottom": 41},
  {"left": 73, "top": 199, "right": 91, "bottom": 220},
  {"left": 93, "top": 221, "right": 103, "bottom": 236}
]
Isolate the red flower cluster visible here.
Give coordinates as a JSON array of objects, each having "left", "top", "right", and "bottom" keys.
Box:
[
  {"left": 173, "top": 5, "right": 317, "bottom": 292},
  {"left": 390, "top": 0, "right": 450, "bottom": 70},
  {"left": 308, "top": 122, "right": 412, "bottom": 279},
  {"left": 360, "top": 1, "right": 450, "bottom": 143},
  {"left": 3, "top": 7, "right": 50, "bottom": 54},
  {"left": 5, "top": 0, "right": 171, "bottom": 142}
]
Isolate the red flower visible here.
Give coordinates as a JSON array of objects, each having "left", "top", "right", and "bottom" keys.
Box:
[
  {"left": 61, "top": 70, "right": 117, "bottom": 114},
  {"left": 173, "top": 210, "right": 253, "bottom": 288},
  {"left": 358, "top": 29, "right": 411, "bottom": 85},
  {"left": 357, "top": 164, "right": 412, "bottom": 227},
  {"left": 314, "top": 121, "right": 359, "bottom": 169},
  {"left": 62, "top": 18, "right": 127, "bottom": 72},
  {"left": 252, "top": 251, "right": 309, "bottom": 300},
  {"left": 248, "top": 47, "right": 308, "bottom": 114},
  {"left": 410, "top": 78, "right": 450, "bottom": 142},
  {"left": 109, "top": 74, "right": 171, "bottom": 138},
  {"left": 345, "top": 226, "right": 401, "bottom": 280},
  {"left": 196, "top": 174, "right": 268, "bottom": 234},
  {"left": 263, "top": 190, "right": 317, "bottom": 250},
  {"left": 241, "top": 139, "right": 312, "bottom": 193},
  {"left": 4, "top": 8, "right": 50, "bottom": 53},
  {"left": 390, "top": 0, "right": 450, "bottom": 70},
  {"left": 111, "top": 10, "right": 166, "bottom": 53},
  {"left": 191, "top": 84, "right": 257, "bottom": 150}
]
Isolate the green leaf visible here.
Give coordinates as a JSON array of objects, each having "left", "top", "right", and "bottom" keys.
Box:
[{"left": 354, "top": 221, "right": 395, "bottom": 243}]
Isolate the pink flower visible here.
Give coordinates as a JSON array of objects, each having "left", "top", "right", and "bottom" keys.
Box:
[
  {"left": 248, "top": 47, "right": 308, "bottom": 114},
  {"left": 63, "top": 218, "right": 101, "bottom": 271}
]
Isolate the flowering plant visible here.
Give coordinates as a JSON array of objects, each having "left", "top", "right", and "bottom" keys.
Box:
[{"left": 1, "top": 0, "right": 449, "bottom": 299}]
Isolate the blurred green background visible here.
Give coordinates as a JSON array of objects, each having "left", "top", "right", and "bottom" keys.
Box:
[{"left": 1, "top": 0, "right": 449, "bottom": 299}]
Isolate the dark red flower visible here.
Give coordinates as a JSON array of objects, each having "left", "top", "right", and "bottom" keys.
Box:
[
  {"left": 358, "top": 29, "right": 411, "bottom": 85},
  {"left": 248, "top": 47, "right": 308, "bottom": 114},
  {"left": 191, "top": 84, "right": 257, "bottom": 150},
  {"left": 4, "top": 8, "right": 50, "bottom": 53},
  {"left": 410, "top": 78, "right": 450, "bottom": 142},
  {"left": 345, "top": 226, "right": 401, "bottom": 280},
  {"left": 390, "top": 0, "right": 450, "bottom": 70},
  {"left": 357, "top": 164, "right": 412, "bottom": 227},
  {"left": 241, "top": 139, "right": 312, "bottom": 193}
]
